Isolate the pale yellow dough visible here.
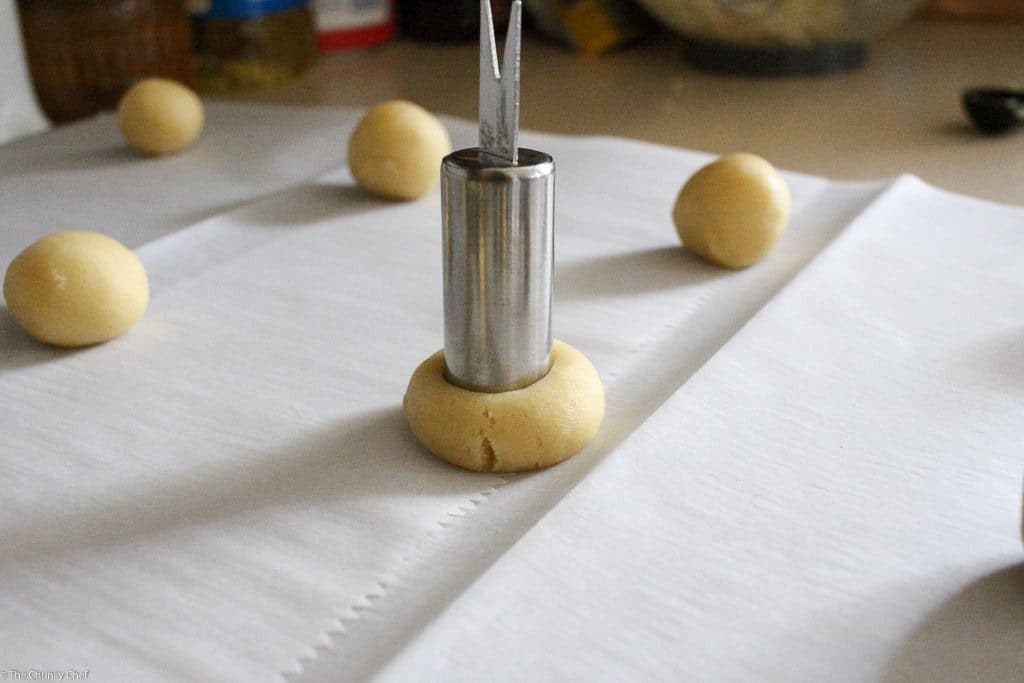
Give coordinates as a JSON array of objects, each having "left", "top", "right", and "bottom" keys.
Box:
[
  {"left": 118, "top": 78, "right": 204, "bottom": 156},
  {"left": 673, "top": 153, "right": 791, "bottom": 269},
  {"left": 348, "top": 100, "right": 452, "bottom": 201},
  {"left": 403, "top": 340, "right": 605, "bottom": 472},
  {"left": 3, "top": 231, "right": 149, "bottom": 347}
]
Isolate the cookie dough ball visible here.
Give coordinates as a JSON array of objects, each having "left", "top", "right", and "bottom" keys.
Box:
[
  {"left": 348, "top": 100, "right": 452, "bottom": 201},
  {"left": 673, "top": 153, "right": 791, "bottom": 269},
  {"left": 118, "top": 78, "right": 204, "bottom": 156},
  {"left": 404, "top": 340, "right": 604, "bottom": 472},
  {"left": 3, "top": 231, "right": 149, "bottom": 347}
]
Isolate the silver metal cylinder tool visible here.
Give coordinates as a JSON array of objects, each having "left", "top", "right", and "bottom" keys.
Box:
[{"left": 442, "top": 0, "right": 554, "bottom": 393}]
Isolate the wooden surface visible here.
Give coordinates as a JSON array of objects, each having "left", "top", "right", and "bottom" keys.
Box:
[{"left": 224, "top": 18, "right": 1024, "bottom": 205}]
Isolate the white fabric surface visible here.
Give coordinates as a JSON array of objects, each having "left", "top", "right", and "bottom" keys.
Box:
[
  {"left": 0, "top": 103, "right": 356, "bottom": 263},
  {"left": 0, "top": 0, "right": 47, "bottom": 143},
  {"left": 357, "top": 176, "right": 1024, "bottom": 683},
  {"left": 1, "top": 106, "right": 1020, "bottom": 682}
]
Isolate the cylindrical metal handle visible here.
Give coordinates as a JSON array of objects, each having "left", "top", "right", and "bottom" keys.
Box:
[{"left": 442, "top": 147, "right": 554, "bottom": 393}]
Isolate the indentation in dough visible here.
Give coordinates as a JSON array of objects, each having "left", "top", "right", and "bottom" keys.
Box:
[
  {"left": 480, "top": 435, "right": 496, "bottom": 472},
  {"left": 483, "top": 407, "right": 497, "bottom": 426},
  {"left": 403, "top": 340, "right": 604, "bottom": 472}
]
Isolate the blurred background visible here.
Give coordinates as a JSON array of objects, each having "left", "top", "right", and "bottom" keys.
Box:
[
  {"left": 3, "top": 0, "right": 1023, "bottom": 201},
  {"left": 7, "top": 0, "right": 1024, "bottom": 125}
]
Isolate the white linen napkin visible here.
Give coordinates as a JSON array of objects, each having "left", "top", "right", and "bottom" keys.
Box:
[
  {"left": 0, "top": 103, "right": 355, "bottom": 263},
  {"left": 346, "top": 176, "right": 1024, "bottom": 683},
  {"left": 1, "top": 107, "right": 945, "bottom": 682}
]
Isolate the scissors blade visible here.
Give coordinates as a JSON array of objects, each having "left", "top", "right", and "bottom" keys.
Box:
[{"left": 479, "top": 0, "right": 521, "bottom": 165}]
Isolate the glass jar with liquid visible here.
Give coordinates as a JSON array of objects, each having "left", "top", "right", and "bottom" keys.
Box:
[
  {"left": 17, "top": 0, "right": 192, "bottom": 123},
  {"left": 189, "top": 0, "right": 319, "bottom": 93}
]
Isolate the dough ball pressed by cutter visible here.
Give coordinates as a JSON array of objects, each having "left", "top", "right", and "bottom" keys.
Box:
[
  {"left": 403, "top": 340, "right": 605, "bottom": 473},
  {"left": 673, "top": 153, "right": 791, "bottom": 269},
  {"left": 118, "top": 78, "right": 204, "bottom": 156},
  {"left": 3, "top": 231, "right": 149, "bottom": 347},
  {"left": 348, "top": 100, "right": 452, "bottom": 201}
]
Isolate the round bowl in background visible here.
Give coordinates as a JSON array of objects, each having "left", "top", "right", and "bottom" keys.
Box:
[{"left": 633, "top": 0, "right": 927, "bottom": 75}]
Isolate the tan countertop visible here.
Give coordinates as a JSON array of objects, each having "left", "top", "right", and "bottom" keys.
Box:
[{"left": 228, "top": 18, "right": 1024, "bottom": 205}]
